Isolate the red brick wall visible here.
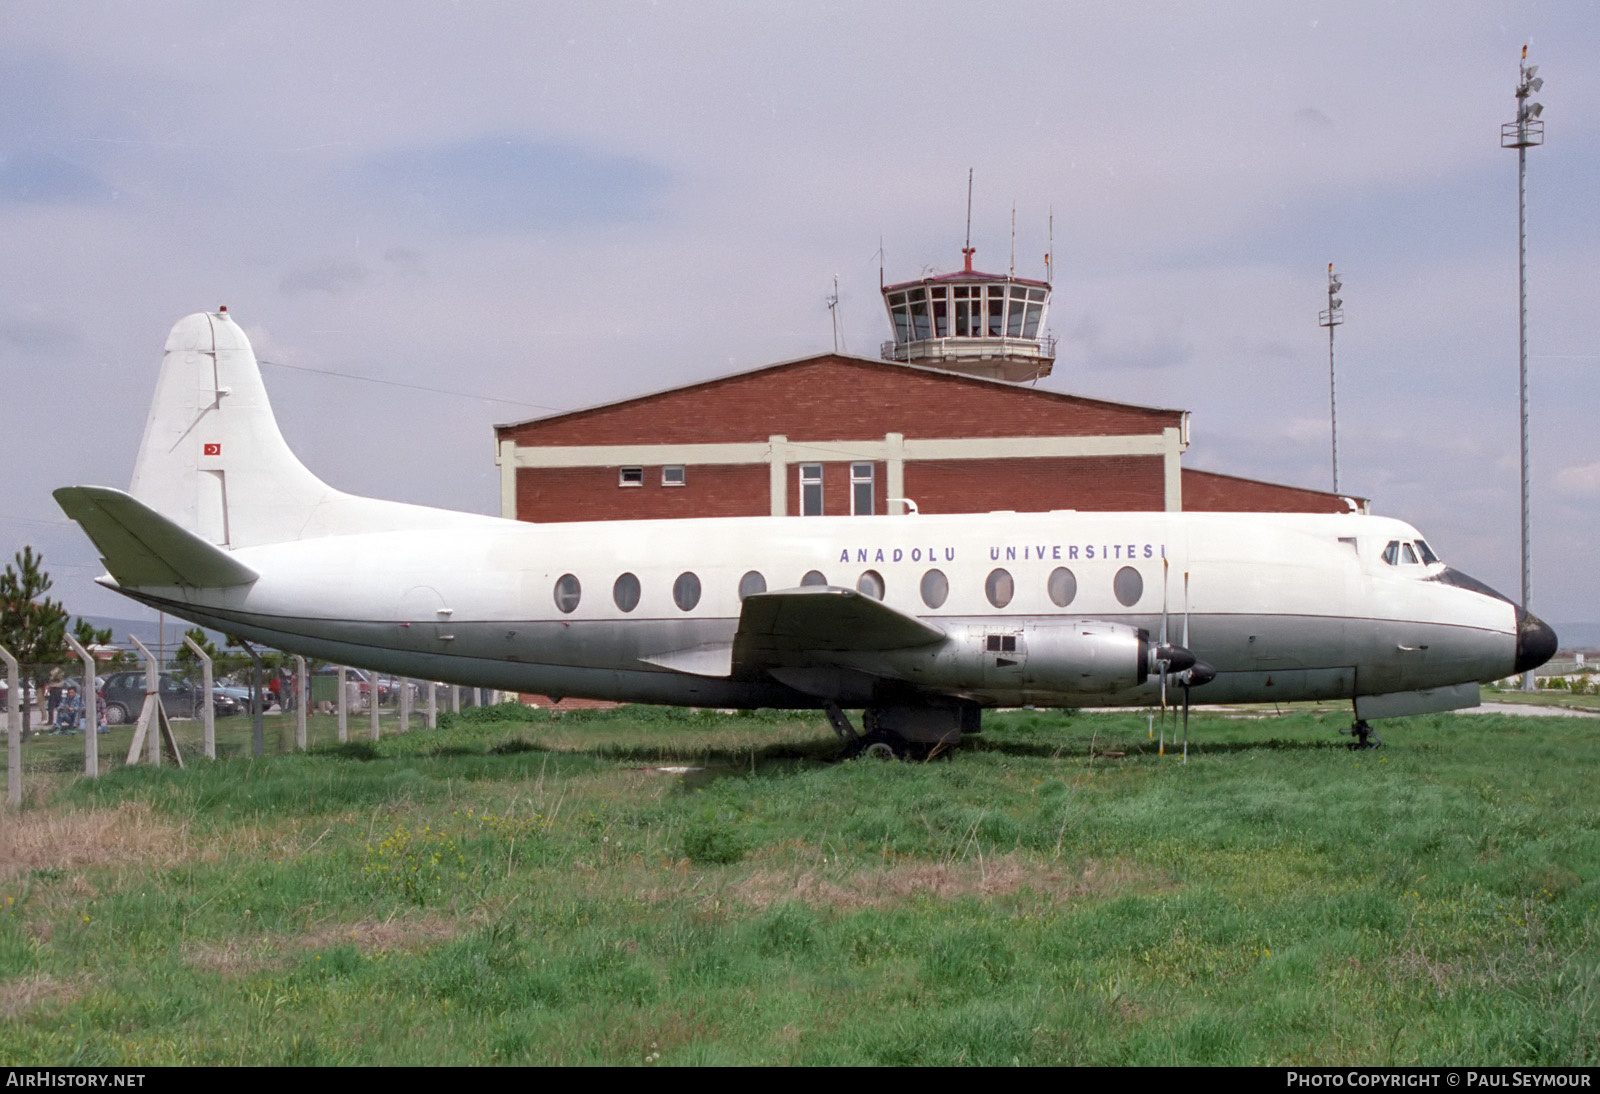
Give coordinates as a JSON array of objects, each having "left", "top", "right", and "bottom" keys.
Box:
[
  {"left": 518, "top": 464, "right": 771, "bottom": 523},
  {"left": 501, "top": 356, "right": 1182, "bottom": 447},
  {"left": 905, "top": 456, "right": 1166, "bottom": 514},
  {"left": 1182, "top": 468, "right": 1357, "bottom": 513}
]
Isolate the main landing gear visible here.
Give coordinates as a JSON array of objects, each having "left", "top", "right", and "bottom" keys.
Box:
[
  {"left": 1340, "top": 719, "right": 1384, "bottom": 750},
  {"left": 823, "top": 702, "right": 975, "bottom": 760}
]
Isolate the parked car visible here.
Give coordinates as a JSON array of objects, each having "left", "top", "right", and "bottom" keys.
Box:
[
  {"left": 99, "top": 671, "right": 241, "bottom": 724},
  {"left": 309, "top": 666, "right": 392, "bottom": 707}
]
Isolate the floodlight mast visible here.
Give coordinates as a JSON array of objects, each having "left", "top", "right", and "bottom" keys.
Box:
[
  {"left": 1318, "top": 263, "right": 1344, "bottom": 493},
  {"left": 1502, "top": 46, "right": 1544, "bottom": 691}
]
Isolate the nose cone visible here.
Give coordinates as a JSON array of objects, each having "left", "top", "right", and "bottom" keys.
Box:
[{"left": 1514, "top": 608, "right": 1558, "bottom": 675}]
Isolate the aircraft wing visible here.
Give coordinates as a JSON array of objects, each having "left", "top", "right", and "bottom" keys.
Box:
[
  {"left": 736, "top": 586, "right": 946, "bottom": 655},
  {"left": 639, "top": 586, "right": 946, "bottom": 679},
  {"left": 53, "top": 486, "right": 259, "bottom": 589}
]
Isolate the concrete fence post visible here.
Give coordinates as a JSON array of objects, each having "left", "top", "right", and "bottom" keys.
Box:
[
  {"left": 2, "top": 644, "right": 19, "bottom": 807},
  {"left": 63, "top": 634, "right": 97, "bottom": 777},
  {"left": 182, "top": 635, "right": 216, "bottom": 759},
  {"left": 294, "top": 656, "right": 307, "bottom": 751},
  {"left": 369, "top": 674, "right": 380, "bottom": 743},
  {"left": 336, "top": 667, "right": 348, "bottom": 743}
]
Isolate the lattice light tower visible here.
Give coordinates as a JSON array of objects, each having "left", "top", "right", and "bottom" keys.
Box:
[
  {"left": 1502, "top": 46, "right": 1544, "bottom": 689},
  {"left": 1318, "top": 263, "right": 1345, "bottom": 493}
]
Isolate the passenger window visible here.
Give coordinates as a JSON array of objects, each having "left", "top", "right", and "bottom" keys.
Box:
[
  {"left": 554, "top": 574, "right": 581, "bottom": 614},
  {"left": 612, "top": 573, "right": 640, "bottom": 613},
  {"left": 1047, "top": 567, "right": 1077, "bottom": 608},
  {"left": 672, "top": 572, "right": 701, "bottom": 611},
  {"left": 985, "top": 568, "right": 1014, "bottom": 608},
  {"left": 920, "top": 569, "right": 949, "bottom": 609},
  {"left": 738, "top": 571, "right": 766, "bottom": 601},
  {"left": 801, "top": 570, "right": 827, "bottom": 587},
  {"left": 856, "top": 570, "right": 885, "bottom": 600},
  {"left": 1113, "top": 566, "right": 1143, "bottom": 607}
]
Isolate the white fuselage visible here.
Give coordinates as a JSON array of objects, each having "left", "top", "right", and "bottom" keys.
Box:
[{"left": 108, "top": 507, "right": 1522, "bottom": 710}]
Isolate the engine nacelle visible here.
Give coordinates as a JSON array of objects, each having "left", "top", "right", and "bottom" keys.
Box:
[
  {"left": 1019, "top": 619, "right": 1150, "bottom": 693},
  {"left": 872, "top": 618, "right": 1151, "bottom": 696}
]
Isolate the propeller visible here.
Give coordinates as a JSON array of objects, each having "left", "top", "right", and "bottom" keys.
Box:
[
  {"left": 1182, "top": 570, "right": 1190, "bottom": 764},
  {"left": 1156, "top": 557, "right": 1168, "bottom": 744}
]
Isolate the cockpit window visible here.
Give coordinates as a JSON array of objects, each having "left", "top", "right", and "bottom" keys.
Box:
[{"left": 1383, "top": 539, "right": 1437, "bottom": 567}]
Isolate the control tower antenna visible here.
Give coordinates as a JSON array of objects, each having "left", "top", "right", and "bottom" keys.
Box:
[
  {"left": 1046, "top": 209, "right": 1053, "bottom": 287},
  {"left": 827, "top": 275, "right": 840, "bottom": 353},
  {"left": 1009, "top": 202, "right": 1016, "bottom": 277},
  {"left": 963, "top": 169, "right": 975, "bottom": 272}
]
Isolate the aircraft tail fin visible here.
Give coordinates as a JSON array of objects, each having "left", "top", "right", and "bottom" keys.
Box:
[
  {"left": 128, "top": 309, "right": 346, "bottom": 548},
  {"left": 54, "top": 486, "right": 259, "bottom": 588},
  {"left": 122, "top": 310, "right": 493, "bottom": 550}
]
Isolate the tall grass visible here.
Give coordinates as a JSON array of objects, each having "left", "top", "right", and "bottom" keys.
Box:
[{"left": 1, "top": 705, "right": 1595, "bottom": 1064}]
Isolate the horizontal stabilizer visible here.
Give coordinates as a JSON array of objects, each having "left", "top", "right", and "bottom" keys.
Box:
[
  {"left": 53, "top": 486, "right": 258, "bottom": 589},
  {"left": 734, "top": 586, "right": 945, "bottom": 667}
]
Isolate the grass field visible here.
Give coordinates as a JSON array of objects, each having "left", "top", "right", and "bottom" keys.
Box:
[{"left": 1, "top": 703, "right": 1596, "bottom": 1065}]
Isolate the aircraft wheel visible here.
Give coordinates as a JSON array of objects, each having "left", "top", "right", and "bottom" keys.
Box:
[
  {"left": 104, "top": 703, "right": 128, "bottom": 726},
  {"left": 862, "top": 740, "right": 899, "bottom": 761}
]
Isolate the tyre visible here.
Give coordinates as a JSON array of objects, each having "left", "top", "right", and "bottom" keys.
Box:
[{"left": 104, "top": 703, "right": 129, "bottom": 726}]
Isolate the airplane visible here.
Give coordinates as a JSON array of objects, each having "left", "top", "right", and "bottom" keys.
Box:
[{"left": 54, "top": 309, "right": 1557, "bottom": 757}]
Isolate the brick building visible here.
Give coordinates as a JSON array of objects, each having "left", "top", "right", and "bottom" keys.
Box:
[
  {"left": 494, "top": 352, "right": 1362, "bottom": 523},
  {"left": 496, "top": 247, "right": 1362, "bottom": 524}
]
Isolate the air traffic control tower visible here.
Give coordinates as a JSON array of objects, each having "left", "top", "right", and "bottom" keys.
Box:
[{"left": 880, "top": 246, "right": 1054, "bottom": 383}]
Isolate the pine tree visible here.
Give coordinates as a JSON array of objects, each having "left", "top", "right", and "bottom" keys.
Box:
[{"left": 0, "top": 546, "right": 69, "bottom": 737}]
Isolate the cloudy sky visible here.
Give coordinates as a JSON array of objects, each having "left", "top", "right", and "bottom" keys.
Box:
[{"left": 2, "top": 1, "right": 1597, "bottom": 630}]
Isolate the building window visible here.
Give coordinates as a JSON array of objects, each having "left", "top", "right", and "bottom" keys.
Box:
[
  {"left": 662, "top": 466, "right": 685, "bottom": 487},
  {"left": 619, "top": 466, "right": 643, "bottom": 487},
  {"left": 800, "top": 464, "right": 823, "bottom": 516},
  {"left": 851, "top": 463, "right": 874, "bottom": 516}
]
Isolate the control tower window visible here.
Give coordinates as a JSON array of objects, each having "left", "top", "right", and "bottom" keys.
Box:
[
  {"left": 888, "top": 291, "right": 910, "bottom": 343},
  {"left": 930, "top": 288, "right": 949, "bottom": 337},
  {"left": 953, "top": 286, "right": 974, "bottom": 336},
  {"left": 910, "top": 294, "right": 931, "bottom": 340},
  {"left": 1008, "top": 286, "right": 1027, "bottom": 337},
  {"left": 987, "top": 290, "right": 1005, "bottom": 337}
]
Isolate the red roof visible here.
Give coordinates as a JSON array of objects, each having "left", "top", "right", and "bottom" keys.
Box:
[{"left": 883, "top": 268, "right": 1050, "bottom": 293}]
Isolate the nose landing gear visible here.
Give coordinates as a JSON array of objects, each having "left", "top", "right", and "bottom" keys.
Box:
[{"left": 1341, "top": 719, "right": 1383, "bottom": 750}]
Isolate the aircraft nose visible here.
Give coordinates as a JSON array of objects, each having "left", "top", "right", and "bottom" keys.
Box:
[{"left": 1514, "top": 608, "right": 1558, "bottom": 675}]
